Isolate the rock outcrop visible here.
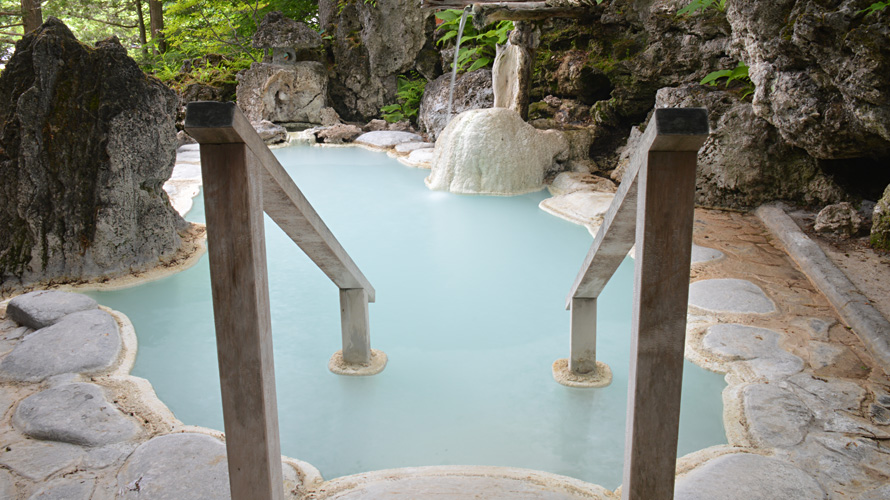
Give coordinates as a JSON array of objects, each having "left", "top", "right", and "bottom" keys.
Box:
[
  {"left": 236, "top": 60, "right": 329, "bottom": 126},
  {"left": 418, "top": 69, "right": 494, "bottom": 141},
  {"left": 427, "top": 108, "right": 568, "bottom": 195},
  {"left": 0, "top": 18, "right": 185, "bottom": 291},
  {"left": 872, "top": 184, "right": 890, "bottom": 250},
  {"left": 655, "top": 84, "right": 844, "bottom": 209},
  {"left": 726, "top": 1, "right": 890, "bottom": 159},
  {"left": 319, "top": 0, "right": 435, "bottom": 121}
]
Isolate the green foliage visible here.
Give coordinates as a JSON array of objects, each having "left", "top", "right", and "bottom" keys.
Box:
[
  {"left": 435, "top": 9, "right": 513, "bottom": 73},
  {"left": 861, "top": 2, "right": 890, "bottom": 16},
  {"left": 701, "top": 61, "right": 754, "bottom": 98},
  {"left": 163, "top": 0, "right": 316, "bottom": 60},
  {"left": 677, "top": 0, "right": 727, "bottom": 16},
  {"left": 381, "top": 73, "right": 426, "bottom": 123}
]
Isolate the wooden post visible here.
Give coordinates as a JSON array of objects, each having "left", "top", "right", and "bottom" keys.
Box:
[
  {"left": 339, "top": 288, "right": 371, "bottom": 365},
  {"left": 569, "top": 297, "right": 597, "bottom": 374},
  {"left": 200, "top": 143, "right": 284, "bottom": 500},
  {"left": 621, "top": 109, "right": 708, "bottom": 500}
]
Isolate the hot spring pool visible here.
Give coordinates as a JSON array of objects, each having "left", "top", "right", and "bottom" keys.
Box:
[{"left": 86, "top": 145, "right": 726, "bottom": 489}]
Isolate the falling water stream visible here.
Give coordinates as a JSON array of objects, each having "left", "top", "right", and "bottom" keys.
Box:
[{"left": 446, "top": 7, "right": 471, "bottom": 117}]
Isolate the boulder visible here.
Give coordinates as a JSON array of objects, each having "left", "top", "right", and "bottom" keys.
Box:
[
  {"left": 871, "top": 184, "right": 890, "bottom": 250},
  {"left": 254, "top": 120, "right": 288, "bottom": 144},
  {"left": 236, "top": 61, "right": 328, "bottom": 125},
  {"left": 354, "top": 131, "right": 423, "bottom": 149},
  {"left": 814, "top": 202, "right": 862, "bottom": 237},
  {"left": 674, "top": 453, "right": 826, "bottom": 500},
  {"left": 252, "top": 11, "right": 322, "bottom": 50},
  {"left": 726, "top": 1, "right": 890, "bottom": 159},
  {"left": 0, "top": 18, "right": 185, "bottom": 291},
  {"left": 317, "top": 124, "right": 363, "bottom": 144},
  {"left": 319, "top": 0, "right": 433, "bottom": 121},
  {"left": 656, "top": 84, "right": 845, "bottom": 209},
  {"left": 418, "top": 69, "right": 494, "bottom": 141},
  {"left": 427, "top": 108, "right": 568, "bottom": 195}
]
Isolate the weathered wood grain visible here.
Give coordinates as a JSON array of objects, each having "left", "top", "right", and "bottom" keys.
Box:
[{"left": 200, "top": 143, "right": 284, "bottom": 500}]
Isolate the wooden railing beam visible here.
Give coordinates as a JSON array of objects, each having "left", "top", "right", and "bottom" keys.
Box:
[
  {"left": 185, "top": 101, "right": 375, "bottom": 302},
  {"left": 200, "top": 142, "right": 284, "bottom": 500}
]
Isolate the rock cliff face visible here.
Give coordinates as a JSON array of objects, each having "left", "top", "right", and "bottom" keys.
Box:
[
  {"left": 418, "top": 69, "right": 494, "bottom": 141},
  {"left": 0, "top": 18, "right": 185, "bottom": 290},
  {"left": 726, "top": 1, "right": 890, "bottom": 159},
  {"left": 656, "top": 84, "right": 845, "bottom": 209},
  {"left": 319, "top": 0, "right": 435, "bottom": 121}
]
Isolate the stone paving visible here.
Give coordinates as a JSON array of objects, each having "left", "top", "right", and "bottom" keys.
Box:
[
  {"left": 0, "top": 292, "right": 312, "bottom": 499},
  {"left": 0, "top": 143, "right": 888, "bottom": 498}
]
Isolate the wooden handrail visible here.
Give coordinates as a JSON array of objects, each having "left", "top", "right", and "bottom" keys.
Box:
[
  {"left": 185, "top": 101, "right": 375, "bottom": 301},
  {"left": 565, "top": 108, "right": 709, "bottom": 309},
  {"left": 557, "top": 107, "right": 709, "bottom": 500},
  {"left": 184, "top": 101, "right": 384, "bottom": 500}
]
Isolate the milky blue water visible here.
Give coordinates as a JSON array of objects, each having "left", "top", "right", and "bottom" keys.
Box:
[{"left": 86, "top": 145, "right": 726, "bottom": 489}]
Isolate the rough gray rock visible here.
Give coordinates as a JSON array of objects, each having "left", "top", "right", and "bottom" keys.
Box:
[
  {"left": 317, "top": 124, "right": 363, "bottom": 144},
  {"left": 354, "top": 131, "right": 423, "bottom": 149},
  {"left": 787, "top": 433, "right": 890, "bottom": 496},
  {"left": 726, "top": 1, "right": 890, "bottom": 159},
  {"left": 252, "top": 11, "right": 321, "bottom": 50},
  {"left": 743, "top": 383, "right": 813, "bottom": 448},
  {"left": 858, "top": 485, "right": 890, "bottom": 500},
  {"left": 0, "top": 18, "right": 185, "bottom": 292},
  {"left": 27, "top": 477, "right": 95, "bottom": 500},
  {"left": 6, "top": 291, "right": 98, "bottom": 329},
  {"left": 0, "top": 309, "right": 121, "bottom": 382},
  {"left": 871, "top": 184, "right": 890, "bottom": 250},
  {"left": 419, "top": 69, "right": 494, "bottom": 141},
  {"left": 14, "top": 383, "right": 140, "bottom": 447},
  {"left": 116, "top": 433, "right": 231, "bottom": 499},
  {"left": 691, "top": 244, "right": 723, "bottom": 264},
  {"left": 394, "top": 141, "right": 433, "bottom": 154},
  {"left": 254, "top": 120, "right": 288, "bottom": 144},
  {"left": 0, "top": 469, "right": 16, "bottom": 499},
  {"left": 814, "top": 202, "right": 862, "bottom": 237},
  {"left": 237, "top": 62, "right": 328, "bottom": 125},
  {"left": 703, "top": 324, "right": 784, "bottom": 361},
  {"left": 0, "top": 439, "right": 84, "bottom": 482},
  {"left": 320, "top": 0, "right": 433, "bottom": 121},
  {"left": 674, "top": 453, "right": 826, "bottom": 500},
  {"left": 688, "top": 279, "right": 776, "bottom": 314},
  {"left": 655, "top": 84, "right": 845, "bottom": 209}
]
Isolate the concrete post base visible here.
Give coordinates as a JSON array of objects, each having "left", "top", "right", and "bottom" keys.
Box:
[
  {"left": 328, "top": 348, "right": 388, "bottom": 376},
  {"left": 552, "top": 359, "right": 612, "bottom": 388}
]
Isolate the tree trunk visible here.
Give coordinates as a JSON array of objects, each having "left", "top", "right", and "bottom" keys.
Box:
[
  {"left": 148, "top": 0, "right": 165, "bottom": 54},
  {"left": 135, "top": 0, "right": 148, "bottom": 56},
  {"left": 20, "top": 0, "right": 42, "bottom": 33}
]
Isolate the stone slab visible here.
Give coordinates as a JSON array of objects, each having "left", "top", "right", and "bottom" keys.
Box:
[
  {"left": 674, "top": 453, "right": 826, "bottom": 500},
  {"left": 538, "top": 191, "right": 615, "bottom": 228},
  {"left": 0, "top": 469, "right": 17, "bottom": 499},
  {"left": 6, "top": 291, "right": 97, "bottom": 330},
  {"left": 757, "top": 204, "right": 890, "bottom": 373},
  {"left": 0, "top": 310, "right": 121, "bottom": 382},
  {"left": 14, "top": 383, "right": 140, "bottom": 447},
  {"left": 354, "top": 131, "right": 423, "bottom": 149},
  {"left": 309, "top": 466, "right": 615, "bottom": 500},
  {"left": 0, "top": 439, "right": 84, "bottom": 481},
  {"left": 117, "top": 433, "right": 231, "bottom": 500},
  {"left": 393, "top": 141, "right": 433, "bottom": 154},
  {"left": 688, "top": 278, "right": 776, "bottom": 314},
  {"left": 405, "top": 148, "right": 434, "bottom": 166},
  {"left": 857, "top": 485, "right": 890, "bottom": 500},
  {"left": 743, "top": 383, "right": 812, "bottom": 448},
  {"left": 28, "top": 477, "right": 95, "bottom": 500},
  {"left": 691, "top": 244, "right": 724, "bottom": 264},
  {"left": 747, "top": 351, "right": 805, "bottom": 380},
  {"left": 703, "top": 324, "right": 783, "bottom": 360}
]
